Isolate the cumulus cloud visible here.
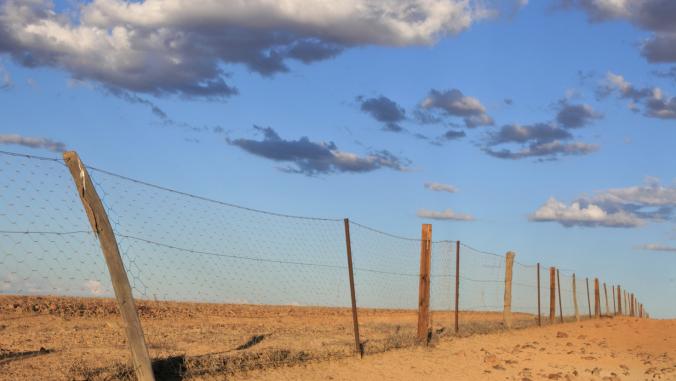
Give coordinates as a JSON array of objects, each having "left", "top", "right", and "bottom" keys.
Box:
[
  {"left": 0, "top": 0, "right": 499, "bottom": 98},
  {"left": 639, "top": 243, "right": 676, "bottom": 253},
  {"left": 556, "top": 100, "right": 602, "bottom": 128},
  {"left": 530, "top": 197, "right": 644, "bottom": 227},
  {"left": 417, "top": 208, "right": 474, "bottom": 221},
  {"left": 419, "top": 88, "right": 494, "bottom": 128},
  {"left": 600, "top": 72, "right": 676, "bottom": 119},
  {"left": 357, "top": 95, "right": 406, "bottom": 132},
  {"left": 560, "top": 0, "right": 676, "bottom": 63},
  {"left": 483, "top": 123, "right": 598, "bottom": 160},
  {"left": 0, "top": 134, "right": 66, "bottom": 152},
  {"left": 84, "top": 280, "right": 107, "bottom": 296},
  {"left": 228, "top": 126, "right": 409, "bottom": 175},
  {"left": 424, "top": 182, "right": 458, "bottom": 193},
  {"left": 530, "top": 178, "right": 676, "bottom": 228}
]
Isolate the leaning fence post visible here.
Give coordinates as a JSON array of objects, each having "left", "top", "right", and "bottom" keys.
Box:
[
  {"left": 586, "top": 278, "right": 592, "bottom": 319},
  {"left": 594, "top": 278, "right": 601, "bottom": 318},
  {"left": 549, "top": 267, "right": 556, "bottom": 323},
  {"left": 503, "top": 252, "right": 515, "bottom": 329},
  {"left": 603, "top": 283, "right": 609, "bottom": 317},
  {"left": 63, "top": 151, "right": 155, "bottom": 381},
  {"left": 417, "top": 224, "right": 432, "bottom": 344},
  {"left": 343, "top": 219, "right": 362, "bottom": 357},
  {"left": 454, "top": 240, "right": 460, "bottom": 334},
  {"left": 556, "top": 269, "right": 563, "bottom": 323},
  {"left": 572, "top": 273, "right": 579, "bottom": 322},
  {"left": 536, "top": 263, "right": 541, "bottom": 326}
]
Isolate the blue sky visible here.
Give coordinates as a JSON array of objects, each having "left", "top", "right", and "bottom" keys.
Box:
[{"left": 1, "top": 0, "right": 675, "bottom": 317}]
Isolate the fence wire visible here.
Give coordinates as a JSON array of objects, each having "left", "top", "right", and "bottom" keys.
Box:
[{"left": 0, "top": 150, "right": 643, "bottom": 380}]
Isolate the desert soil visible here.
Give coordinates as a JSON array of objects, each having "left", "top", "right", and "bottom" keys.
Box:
[{"left": 0, "top": 295, "right": 671, "bottom": 380}]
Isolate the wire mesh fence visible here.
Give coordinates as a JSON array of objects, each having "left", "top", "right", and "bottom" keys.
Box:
[{"left": 0, "top": 150, "right": 648, "bottom": 380}]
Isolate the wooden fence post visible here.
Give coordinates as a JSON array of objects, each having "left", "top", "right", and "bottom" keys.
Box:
[
  {"left": 586, "top": 278, "right": 592, "bottom": 319},
  {"left": 572, "top": 273, "right": 579, "bottom": 322},
  {"left": 503, "top": 252, "right": 515, "bottom": 329},
  {"left": 454, "top": 240, "right": 460, "bottom": 334},
  {"left": 603, "top": 283, "right": 609, "bottom": 317},
  {"left": 343, "top": 219, "right": 362, "bottom": 357},
  {"left": 63, "top": 151, "right": 155, "bottom": 381},
  {"left": 417, "top": 224, "right": 432, "bottom": 344},
  {"left": 612, "top": 285, "right": 616, "bottom": 315},
  {"left": 594, "top": 278, "right": 601, "bottom": 318},
  {"left": 617, "top": 285, "right": 622, "bottom": 315},
  {"left": 556, "top": 269, "right": 563, "bottom": 323},
  {"left": 549, "top": 267, "right": 556, "bottom": 323},
  {"left": 537, "top": 263, "right": 541, "bottom": 327}
]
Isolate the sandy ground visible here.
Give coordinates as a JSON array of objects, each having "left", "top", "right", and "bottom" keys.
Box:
[
  {"left": 2, "top": 296, "right": 668, "bottom": 380},
  {"left": 245, "top": 317, "right": 676, "bottom": 381}
]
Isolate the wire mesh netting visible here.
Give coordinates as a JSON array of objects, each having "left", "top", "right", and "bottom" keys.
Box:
[{"left": 0, "top": 150, "right": 643, "bottom": 380}]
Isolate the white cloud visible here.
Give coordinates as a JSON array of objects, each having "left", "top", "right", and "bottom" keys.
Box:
[
  {"left": 0, "top": 134, "right": 67, "bottom": 152},
  {"left": 424, "top": 182, "right": 458, "bottom": 193},
  {"left": 84, "top": 280, "right": 107, "bottom": 295},
  {"left": 0, "top": 0, "right": 504, "bottom": 98},
  {"left": 639, "top": 243, "right": 676, "bottom": 253},
  {"left": 595, "top": 177, "right": 676, "bottom": 206},
  {"left": 529, "top": 197, "right": 644, "bottom": 227},
  {"left": 417, "top": 208, "right": 474, "bottom": 221}
]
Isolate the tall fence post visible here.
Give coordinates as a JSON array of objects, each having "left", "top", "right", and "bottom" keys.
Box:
[
  {"left": 603, "top": 283, "right": 609, "bottom": 317},
  {"left": 343, "top": 218, "right": 362, "bottom": 357},
  {"left": 617, "top": 285, "right": 622, "bottom": 315},
  {"left": 63, "top": 151, "right": 155, "bottom": 381},
  {"left": 537, "top": 263, "right": 541, "bottom": 327},
  {"left": 503, "top": 252, "right": 515, "bottom": 329},
  {"left": 417, "top": 224, "right": 432, "bottom": 344},
  {"left": 549, "top": 267, "right": 556, "bottom": 323},
  {"left": 572, "top": 273, "right": 580, "bottom": 322},
  {"left": 454, "top": 240, "right": 460, "bottom": 334},
  {"left": 586, "top": 278, "right": 592, "bottom": 319},
  {"left": 594, "top": 278, "right": 601, "bottom": 318},
  {"left": 556, "top": 269, "right": 563, "bottom": 323}
]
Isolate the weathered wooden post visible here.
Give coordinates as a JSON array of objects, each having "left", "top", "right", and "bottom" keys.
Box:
[
  {"left": 617, "top": 285, "right": 622, "bottom": 315},
  {"left": 549, "top": 267, "right": 556, "bottom": 323},
  {"left": 537, "top": 263, "right": 541, "bottom": 326},
  {"left": 343, "top": 218, "right": 362, "bottom": 357},
  {"left": 612, "top": 285, "right": 617, "bottom": 315},
  {"left": 503, "top": 251, "right": 515, "bottom": 329},
  {"left": 585, "top": 278, "right": 592, "bottom": 318},
  {"left": 603, "top": 283, "right": 609, "bottom": 317},
  {"left": 572, "top": 273, "right": 580, "bottom": 322},
  {"left": 556, "top": 269, "right": 563, "bottom": 323},
  {"left": 454, "top": 240, "right": 460, "bottom": 334},
  {"left": 594, "top": 278, "right": 601, "bottom": 318},
  {"left": 63, "top": 151, "right": 155, "bottom": 381},
  {"left": 417, "top": 224, "right": 432, "bottom": 344}
]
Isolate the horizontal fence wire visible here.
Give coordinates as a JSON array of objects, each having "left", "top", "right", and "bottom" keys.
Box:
[{"left": 0, "top": 150, "right": 643, "bottom": 379}]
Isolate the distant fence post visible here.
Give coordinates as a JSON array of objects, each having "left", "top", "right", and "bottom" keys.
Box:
[
  {"left": 556, "top": 269, "right": 563, "bottom": 323},
  {"left": 454, "top": 240, "right": 460, "bottom": 334},
  {"left": 503, "top": 251, "right": 515, "bottom": 329},
  {"left": 417, "top": 224, "right": 432, "bottom": 344},
  {"left": 343, "top": 218, "right": 362, "bottom": 357},
  {"left": 617, "top": 285, "right": 622, "bottom": 315},
  {"left": 603, "top": 283, "right": 609, "bottom": 317},
  {"left": 537, "top": 263, "right": 541, "bottom": 327},
  {"left": 572, "top": 273, "right": 580, "bottom": 322},
  {"left": 585, "top": 278, "right": 592, "bottom": 319},
  {"left": 594, "top": 278, "right": 600, "bottom": 318},
  {"left": 612, "top": 285, "right": 617, "bottom": 315},
  {"left": 549, "top": 267, "right": 556, "bottom": 323},
  {"left": 63, "top": 151, "right": 155, "bottom": 381}
]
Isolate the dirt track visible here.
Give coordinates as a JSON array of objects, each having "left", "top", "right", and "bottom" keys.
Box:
[{"left": 1, "top": 296, "right": 667, "bottom": 380}]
